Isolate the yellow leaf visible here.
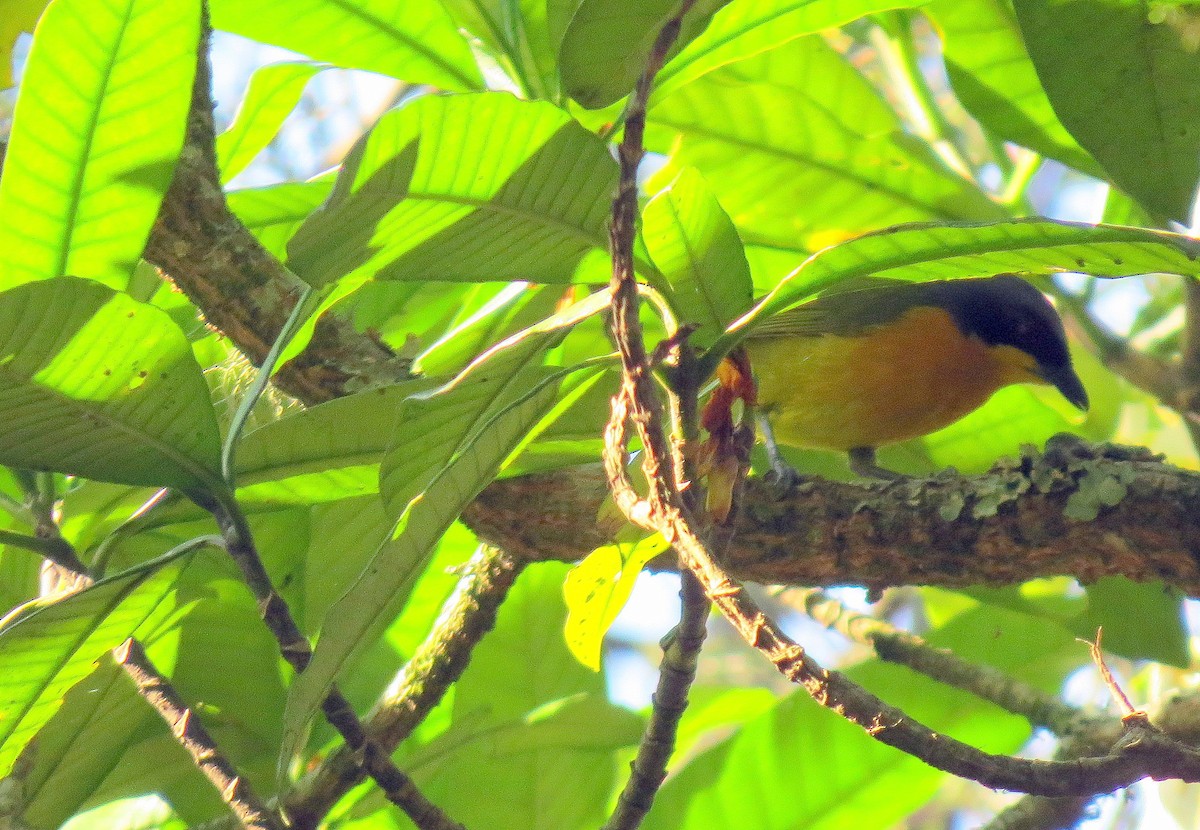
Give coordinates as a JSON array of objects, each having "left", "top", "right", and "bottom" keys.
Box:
[
  {"left": 562, "top": 534, "right": 669, "bottom": 671},
  {"left": 0, "top": 0, "right": 48, "bottom": 87}
]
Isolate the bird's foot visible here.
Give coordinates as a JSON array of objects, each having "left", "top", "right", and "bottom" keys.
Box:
[{"left": 848, "top": 447, "right": 911, "bottom": 481}]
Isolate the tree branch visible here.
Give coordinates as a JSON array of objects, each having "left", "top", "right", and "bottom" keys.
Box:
[
  {"left": 466, "top": 437, "right": 1200, "bottom": 596},
  {"left": 284, "top": 546, "right": 524, "bottom": 829},
  {"left": 196, "top": 491, "right": 463, "bottom": 830},
  {"left": 114, "top": 638, "right": 285, "bottom": 830},
  {"left": 604, "top": 570, "right": 709, "bottom": 830},
  {"left": 143, "top": 9, "right": 410, "bottom": 406}
]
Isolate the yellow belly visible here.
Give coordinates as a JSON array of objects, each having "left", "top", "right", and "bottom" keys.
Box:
[{"left": 747, "top": 306, "right": 1020, "bottom": 451}]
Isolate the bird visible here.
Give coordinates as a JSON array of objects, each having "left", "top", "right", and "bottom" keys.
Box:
[{"left": 741, "top": 274, "right": 1089, "bottom": 480}]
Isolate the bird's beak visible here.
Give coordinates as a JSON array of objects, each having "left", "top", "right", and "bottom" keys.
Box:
[{"left": 1039, "top": 363, "right": 1089, "bottom": 411}]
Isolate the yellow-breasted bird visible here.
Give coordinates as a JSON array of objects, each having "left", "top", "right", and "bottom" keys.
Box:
[{"left": 742, "top": 275, "right": 1089, "bottom": 479}]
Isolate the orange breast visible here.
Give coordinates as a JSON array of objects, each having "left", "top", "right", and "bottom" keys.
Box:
[{"left": 747, "top": 306, "right": 1012, "bottom": 450}]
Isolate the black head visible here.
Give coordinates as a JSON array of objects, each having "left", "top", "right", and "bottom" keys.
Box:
[{"left": 930, "top": 275, "right": 1089, "bottom": 410}]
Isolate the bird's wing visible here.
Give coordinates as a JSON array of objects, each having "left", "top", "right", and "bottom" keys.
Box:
[{"left": 746, "top": 277, "right": 933, "bottom": 339}]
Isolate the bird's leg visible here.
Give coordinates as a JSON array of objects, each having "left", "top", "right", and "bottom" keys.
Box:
[
  {"left": 755, "top": 410, "right": 802, "bottom": 487},
  {"left": 847, "top": 446, "right": 907, "bottom": 481}
]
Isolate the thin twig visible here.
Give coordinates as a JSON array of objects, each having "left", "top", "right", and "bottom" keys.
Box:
[
  {"left": 604, "top": 570, "right": 709, "bottom": 830},
  {"left": 792, "top": 589, "right": 1087, "bottom": 736},
  {"left": 284, "top": 546, "right": 524, "bottom": 830},
  {"left": 115, "top": 638, "right": 285, "bottom": 830},
  {"left": 196, "top": 490, "right": 463, "bottom": 830},
  {"left": 1086, "top": 629, "right": 1139, "bottom": 719},
  {"left": 598, "top": 5, "right": 708, "bottom": 826}
]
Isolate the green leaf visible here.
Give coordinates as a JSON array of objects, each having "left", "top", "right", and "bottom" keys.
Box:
[
  {"left": 280, "top": 336, "right": 591, "bottom": 772},
  {"left": 647, "top": 36, "right": 1005, "bottom": 275},
  {"left": 559, "top": 0, "right": 731, "bottom": 108},
  {"left": 15, "top": 658, "right": 147, "bottom": 829},
  {"left": 754, "top": 219, "right": 1200, "bottom": 321},
  {"left": 0, "top": 0, "right": 199, "bottom": 290},
  {"left": 1075, "top": 577, "right": 1188, "bottom": 667},
  {"left": 216, "top": 62, "right": 326, "bottom": 184},
  {"left": 226, "top": 179, "right": 335, "bottom": 260},
  {"left": 286, "top": 92, "right": 621, "bottom": 288},
  {"left": 643, "top": 168, "right": 754, "bottom": 345},
  {"left": 0, "top": 552, "right": 189, "bottom": 776},
  {"left": 646, "top": 604, "right": 1080, "bottom": 830},
  {"left": 654, "top": 0, "right": 934, "bottom": 105},
  {"left": 439, "top": 0, "right": 559, "bottom": 99},
  {"left": 379, "top": 288, "right": 612, "bottom": 516},
  {"left": 0, "top": 278, "right": 223, "bottom": 491},
  {"left": 379, "top": 342, "right": 560, "bottom": 518},
  {"left": 208, "top": 0, "right": 483, "bottom": 91},
  {"left": 234, "top": 379, "right": 438, "bottom": 504},
  {"left": 928, "top": 0, "right": 1102, "bottom": 177},
  {"left": 1014, "top": 0, "right": 1200, "bottom": 222},
  {"left": 563, "top": 535, "right": 669, "bottom": 670}
]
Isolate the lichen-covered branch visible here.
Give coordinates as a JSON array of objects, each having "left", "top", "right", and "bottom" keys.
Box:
[
  {"left": 284, "top": 546, "right": 523, "bottom": 829},
  {"left": 467, "top": 437, "right": 1200, "bottom": 596}
]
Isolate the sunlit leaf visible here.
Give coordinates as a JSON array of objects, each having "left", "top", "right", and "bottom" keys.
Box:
[
  {"left": 0, "top": 553, "right": 189, "bottom": 776},
  {"left": 0, "top": 0, "right": 199, "bottom": 290},
  {"left": 647, "top": 36, "right": 1005, "bottom": 279},
  {"left": 755, "top": 219, "right": 1200, "bottom": 321},
  {"left": 281, "top": 333, "right": 596, "bottom": 769},
  {"left": 559, "top": 0, "right": 730, "bottom": 108},
  {"left": 0, "top": 278, "right": 222, "bottom": 491},
  {"left": 654, "top": 0, "right": 934, "bottom": 104},
  {"left": 643, "top": 167, "right": 753, "bottom": 345},
  {"left": 927, "top": 0, "right": 1102, "bottom": 177},
  {"left": 402, "top": 563, "right": 644, "bottom": 830},
  {"left": 216, "top": 61, "right": 326, "bottom": 184},
  {"left": 1014, "top": 0, "right": 1200, "bottom": 221},
  {"left": 563, "top": 535, "right": 669, "bottom": 670},
  {"left": 235, "top": 379, "right": 437, "bottom": 504},
  {"left": 209, "top": 0, "right": 483, "bottom": 91},
  {"left": 440, "top": 0, "right": 559, "bottom": 99},
  {"left": 287, "top": 93, "right": 621, "bottom": 288}
]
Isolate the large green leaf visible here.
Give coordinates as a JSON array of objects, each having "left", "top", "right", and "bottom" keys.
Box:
[
  {"left": 234, "top": 379, "right": 437, "bottom": 504},
  {"left": 286, "top": 93, "right": 621, "bottom": 288},
  {"left": 643, "top": 167, "right": 753, "bottom": 346},
  {"left": 0, "top": 553, "right": 189, "bottom": 776},
  {"left": 439, "top": 0, "right": 559, "bottom": 99},
  {"left": 280, "top": 338, "right": 588, "bottom": 769},
  {"left": 1014, "top": 0, "right": 1200, "bottom": 222},
  {"left": 558, "top": 0, "right": 730, "bottom": 108},
  {"left": 754, "top": 219, "right": 1200, "bottom": 321},
  {"left": 216, "top": 61, "right": 326, "bottom": 184},
  {"left": 928, "top": 0, "right": 1102, "bottom": 177},
  {"left": 654, "top": 0, "right": 933, "bottom": 104},
  {"left": 0, "top": 278, "right": 222, "bottom": 491},
  {"left": 647, "top": 36, "right": 1005, "bottom": 277},
  {"left": 645, "top": 604, "right": 1080, "bottom": 830},
  {"left": 208, "top": 0, "right": 483, "bottom": 91},
  {"left": 0, "top": 0, "right": 198, "bottom": 290},
  {"left": 379, "top": 339, "right": 562, "bottom": 518}
]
